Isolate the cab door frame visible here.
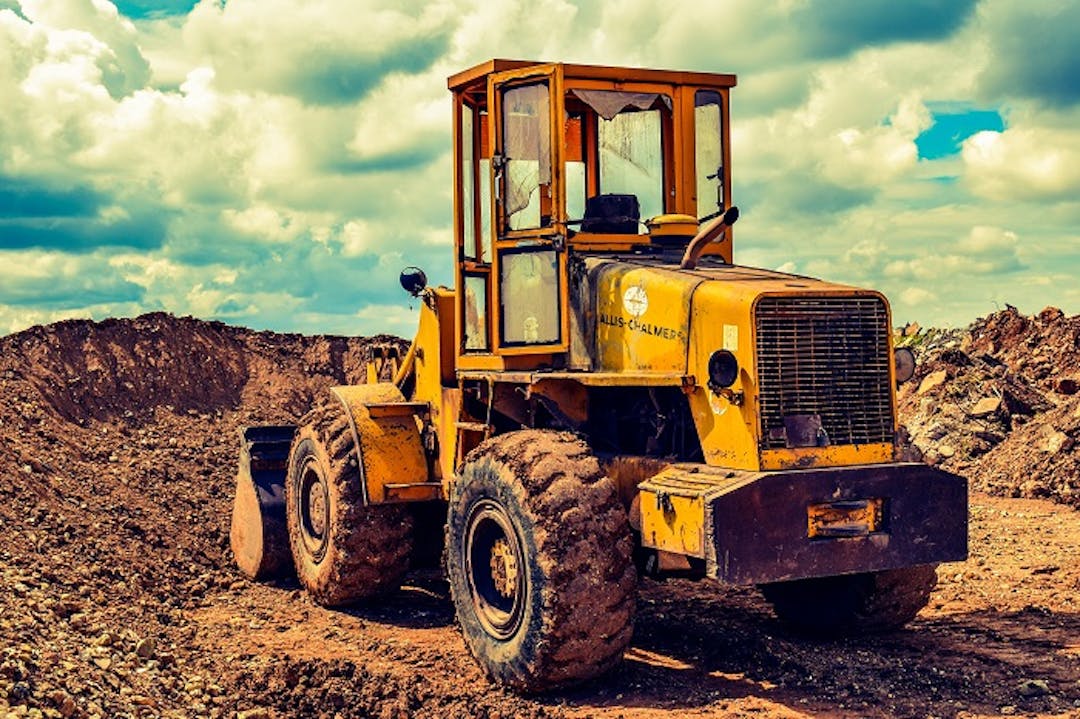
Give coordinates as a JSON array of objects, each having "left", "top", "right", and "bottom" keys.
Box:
[{"left": 486, "top": 63, "right": 570, "bottom": 360}]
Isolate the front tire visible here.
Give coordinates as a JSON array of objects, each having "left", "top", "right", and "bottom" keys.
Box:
[
  {"left": 447, "top": 430, "right": 636, "bottom": 693},
  {"left": 285, "top": 400, "right": 413, "bottom": 606},
  {"left": 760, "top": 564, "right": 938, "bottom": 635}
]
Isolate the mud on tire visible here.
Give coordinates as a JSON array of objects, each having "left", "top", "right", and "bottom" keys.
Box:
[
  {"left": 286, "top": 400, "right": 413, "bottom": 606},
  {"left": 446, "top": 430, "right": 637, "bottom": 693},
  {"left": 761, "top": 564, "right": 938, "bottom": 635}
]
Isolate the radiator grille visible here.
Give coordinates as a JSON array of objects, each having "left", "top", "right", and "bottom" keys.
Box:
[{"left": 755, "top": 296, "right": 895, "bottom": 449}]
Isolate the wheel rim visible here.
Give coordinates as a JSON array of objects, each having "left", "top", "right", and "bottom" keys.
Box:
[
  {"left": 464, "top": 499, "right": 526, "bottom": 640},
  {"left": 297, "top": 457, "right": 330, "bottom": 562}
]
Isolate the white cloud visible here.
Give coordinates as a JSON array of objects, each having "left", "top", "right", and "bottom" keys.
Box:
[
  {"left": 962, "top": 127, "right": 1080, "bottom": 201},
  {"left": 17, "top": 0, "right": 149, "bottom": 95},
  {"left": 956, "top": 225, "right": 1018, "bottom": 253},
  {"left": 899, "top": 286, "right": 937, "bottom": 306},
  {"left": 181, "top": 0, "right": 454, "bottom": 105}
]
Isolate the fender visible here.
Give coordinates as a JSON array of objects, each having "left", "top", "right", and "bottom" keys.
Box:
[{"left": 329, "top": 383, "right": 437, "bottom": 504}]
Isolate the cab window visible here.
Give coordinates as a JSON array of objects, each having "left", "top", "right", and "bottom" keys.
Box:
[
  {"left": 564, "top": 89, "right": 671, "bottom": 233},
  {"left": 502, "top": 82, "right": 551, "bottom": 232},
  {"left": 500, "top": 249, "right": 560, "bottom": 345},
  {"left": 695, "top": 90, "right": 725, "bottom": 218}
]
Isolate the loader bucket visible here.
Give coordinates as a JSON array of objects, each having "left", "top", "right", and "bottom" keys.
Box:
[{"left": 230, "top": 425, "right": 297, "bottom": 580}]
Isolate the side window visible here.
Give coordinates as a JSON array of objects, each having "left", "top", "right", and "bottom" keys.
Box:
[
  {"left": 464, "top": 274, "right": 489, "bottom": 350},
  {"left": 462, "top": 106, "right": 493, "bottom": 263},
  {"left": 478, "top": 111, "right": 492, "bottom": 263},
  {"left": 564, "top": 111, "right": 586, "bottom": 221},
  {"left": 461, "top": 105, "right": 476, "bottom": 259},
  {"left": 501, "top": 82, "right": 551, "bottom": 232},
  {"left": 695, "top": 90, "right": 724, "bottom": 218}
]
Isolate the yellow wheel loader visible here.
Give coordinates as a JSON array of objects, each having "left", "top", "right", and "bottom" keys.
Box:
[{"left": 231, "top": 60, "right": 967, "bottom": 693}]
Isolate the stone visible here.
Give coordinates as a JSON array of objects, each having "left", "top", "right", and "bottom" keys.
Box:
[
  {"left": 926, "top": 424, "right": 949, "bottom": 441},
  {"left": 237, "top": 710, "right": 271, "bottom": 719},
  {"left": 974, "top": 430, "right": 1005, "bottom": 445},
  {"left": 918, "top": 370, "right": 948, "bottom": 396},
  {"left": 970, "top": 397, "right": 1001, "bottom": 417},
  {"left": 1054, "top": 377, "right": 1078, "bottom": 395},
  {"left": 1043, "top": 431, "right": 1072, "bottom": 454},
  {"left": 1017, "top": 679, "right": 1050, "bottom": 697},
  {"left": 1037, "top": 306, "right": 1064, "bottom": 323},
  {"left": 938, "top": 445, "right": 956, "bottom": 459},
  {"left": 56, "top": 694, "right": 75, "bottom": 719},
  {"left": 135, "top": 637, "right": 156, "bottom": 659}
]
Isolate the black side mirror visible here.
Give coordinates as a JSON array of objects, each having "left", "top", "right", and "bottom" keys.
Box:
[{"left": 399, "top": 267, "right": 428, "bottom": 297}]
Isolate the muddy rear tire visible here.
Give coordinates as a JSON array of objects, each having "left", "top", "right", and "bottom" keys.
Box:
[
  {"left": 446, "top": 430, "right": 636, "bottom": 693},
  {"left": 286, "top": 400, "right": 413, "bottom": 606},
  {"left": 761, "top": 564, "right": 938, "bottom": 635}
]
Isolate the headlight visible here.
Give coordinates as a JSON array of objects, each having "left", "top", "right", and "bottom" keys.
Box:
[
  {"left": 894, "top": 347, "right": 915, "bottom": 383},
  {"left": 707, "top": 349, "right": 739, "bottom": 390}
]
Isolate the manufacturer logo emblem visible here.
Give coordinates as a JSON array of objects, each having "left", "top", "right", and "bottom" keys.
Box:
[{"left": 622, "top": 285, "right": 648, "bottom": 317}]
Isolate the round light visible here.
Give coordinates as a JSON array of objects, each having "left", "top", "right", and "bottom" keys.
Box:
[
  {"left": 399, "top": 266, "right": 428, "bottom": 297},
  {"left": 894, "top": 347, "right": 916, "bottom": 383},
  {"left": 707, "top": 349, "right": 739, "bottom": 389}
]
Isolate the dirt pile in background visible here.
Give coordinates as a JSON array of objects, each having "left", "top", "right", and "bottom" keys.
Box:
[
  {"left": 898, "top": 306, "right": 1080, "bottom": 507},
  {"left": 0, "top": 314, "right": 478, "bottom": 719},
  {"left": 1, "top": 311, "right": 1078, "bottom": 719}
]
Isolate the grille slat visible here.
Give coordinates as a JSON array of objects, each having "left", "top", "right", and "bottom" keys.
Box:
[{"left": 755, "top": 296, "right": 895, "bottom": 449}]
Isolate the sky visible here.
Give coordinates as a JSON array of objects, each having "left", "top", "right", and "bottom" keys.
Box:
[{"left": 0, "top": 0, "right": 1078, "bottom": 338}]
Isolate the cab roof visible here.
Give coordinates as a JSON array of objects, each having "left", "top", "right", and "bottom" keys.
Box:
[{"left": 447, "top": 59, "right": 737, "bottom": 93}]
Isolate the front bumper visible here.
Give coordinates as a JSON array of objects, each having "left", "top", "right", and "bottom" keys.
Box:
[{"left": 638, "top": 461, "right": 967, "bottom": 585}]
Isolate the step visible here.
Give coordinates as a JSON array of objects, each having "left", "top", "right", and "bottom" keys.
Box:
[
  {"left": 383, "top": 481, "right": 443, "bottom": 502},
  {"left": 363, "top": 401, "right": 429, "bottom": 419},
  {"left": 455, "top": 421, "right": 493, "bottom": 433}
]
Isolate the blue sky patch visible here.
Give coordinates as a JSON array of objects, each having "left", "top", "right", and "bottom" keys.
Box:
[
  {"left": 916, "top": 108, "right": 1005, "bottom": 160},
  {"left": 113, "top": 1, "right": 200, "bottom": 20}
]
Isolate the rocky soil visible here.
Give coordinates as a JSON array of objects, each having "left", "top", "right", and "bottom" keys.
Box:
[
  {"left": 1, "top": 310, "right": 1078, "bottom": 719},
  {"left": 899, "top": 306, "right": 1080, "bottom": 507}
]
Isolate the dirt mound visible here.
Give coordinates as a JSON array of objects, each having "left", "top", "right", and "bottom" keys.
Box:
[
  {"left": 0, "top": 312, "right": 399, "bottom": 426},
  {"left": 898, "top": 306, "right": 1080, "bottom": 506},
  {"left": 0, "top": 313, "right": 412, "bottom": 719}
]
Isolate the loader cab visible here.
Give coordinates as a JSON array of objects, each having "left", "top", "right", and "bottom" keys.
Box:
[{"left": 448, "top": 60, "right": 737, "bottom": 371}]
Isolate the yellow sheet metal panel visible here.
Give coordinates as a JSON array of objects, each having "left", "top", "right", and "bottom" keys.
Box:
[
  {"left": 438, "top": 387, "right": 462, "bottom": 488},
  {"left": 330, "top": 384, "right": 431, "bottom": 505},
  {"left": 761, "top": 443, "right": 895, "bottom": 471},
  {"left": 639, "top": 488, "right": 706, "bottom": 558},
  {"left": 409, "top": 288, "right": 457, "bottom": 483},
  {"left": 593, "top": 263, "right": 700, "bottom": 372},
  {"left": 686, "top": 278, "right": 761, "bottom": 470},
  {"left": 638, "top": 464, "right": 758, "bottom": 558},
  {"left": 411, "top": 288, "right": 454, "bottom": 397}
]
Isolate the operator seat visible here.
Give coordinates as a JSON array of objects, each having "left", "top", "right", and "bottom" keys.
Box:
[{"left": 581, "top": 193, "right": 640, "bottom": 234}]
